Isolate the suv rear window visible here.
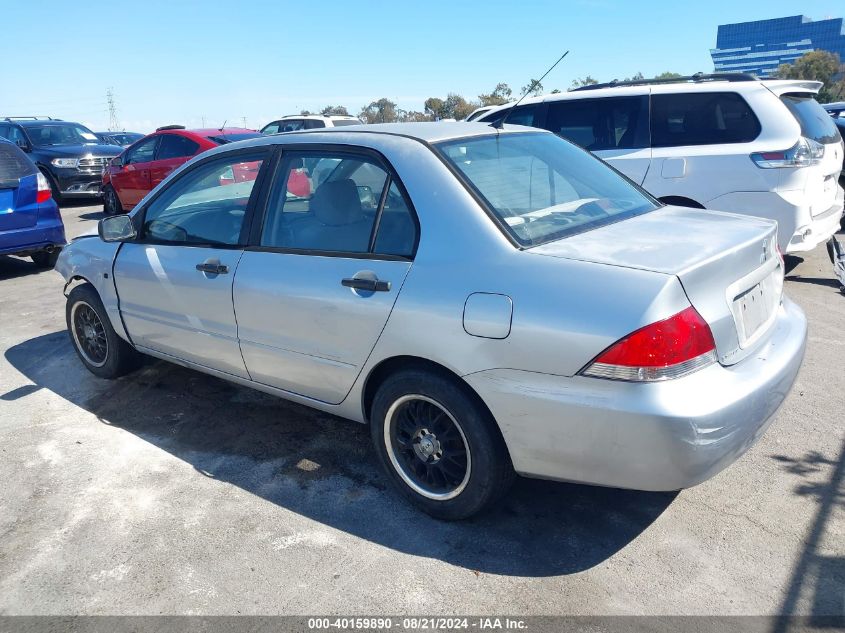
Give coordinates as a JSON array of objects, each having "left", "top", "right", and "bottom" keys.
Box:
[
  {"left": 651, "top": 92, "right": 761, "bottom": 147},
  {"left": 0, "top": 141, "right": 37, "bottom": 187},
  {"left": 781, "top": 94, "right": 842, "bottom": 145}
]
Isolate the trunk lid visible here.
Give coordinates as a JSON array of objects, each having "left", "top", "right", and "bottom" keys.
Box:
[{"left": 531, "top": 205, "right": 784, "bottom": 366}]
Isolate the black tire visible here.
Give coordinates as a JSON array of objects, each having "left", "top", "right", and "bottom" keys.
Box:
[
  {"left": 39, "top": 168, "right": 62, "bottom": 204},
  {"left": 66, "top": 283, "right": 140, "bottom": 379},
  {"left": 103, "top": 185, "right": 122, "bottom": 215},
  {"left": 370, "top": 369, "right": 515, "bottom": 520},
  {"left": 31, "top": 250, "right": 59, "bottom": 268}
]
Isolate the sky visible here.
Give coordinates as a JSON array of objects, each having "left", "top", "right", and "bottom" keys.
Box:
[{"left": 1, "top": 0, "right": 842, "bottom": 133}]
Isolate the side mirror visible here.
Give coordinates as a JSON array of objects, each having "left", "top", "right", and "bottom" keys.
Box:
[
  {"left": 98, "top": 215, "right": 137, "bottom": 242},
  {"left": 112, "top": 155, "right": 125, "bottom": 168},
  {"left": 15, "top": 138, "right": 30, "bottom": 152}
]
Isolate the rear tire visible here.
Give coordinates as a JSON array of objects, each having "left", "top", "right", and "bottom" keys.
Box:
[
  {"left": 31, "top": 250, "right": 59, "bottom": 268},
  {"left": 370, "top": 369, "right": 515, "bottom": 520},
  {"left": 66, "top": 283, "right": 140, "bottom": 379},
  {"left": 103, "top": 185, "right": 122, "bottom": 215}
]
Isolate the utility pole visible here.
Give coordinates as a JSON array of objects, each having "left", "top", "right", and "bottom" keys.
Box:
[
  {"left": 106, "top": 87, "right": 120, "bottom": 132},
  {"left": 202, "top": 115, "right": 207, "bottom": 127},
  {"left": 241, "top": 116, "right": 247, "bottom": 129}
]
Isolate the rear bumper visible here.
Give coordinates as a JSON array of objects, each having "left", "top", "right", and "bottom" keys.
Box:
[
  {"left": 465, "top": 297, "right": 807, "bottom": 491},
  {"left": 0, "top": 215, "right": 66, "bottom": 257},
  {"left": 706, "top": 188, "right": 844, "bottom": 254}
]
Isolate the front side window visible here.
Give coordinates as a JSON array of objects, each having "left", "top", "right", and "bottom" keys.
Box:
[
  {"left": 546, "top": 97, "right": 648, "bottom": 150},
  {"left": 436, "top": 132, "right": 658, "bottom": 247},
  {"left": 781, "top": 94, "right": 842, "bottom": 145},
  {"left": 24, "top": 123, "right": 99, "bottom": 146},
  {"left": 142, "top": 151, "right": 266, "bottom": 245},
  {"left": 260, "top": 151, "right": 416, "bottom": 257},
  {"left": 125, "top": 137, "right": 159, "bottom": 165},
  {"left": 651, "top": 92, "right": 761, "bottom": 147},
  {"left": 156, "top": 134, "right": 200, "bottom": 160},
  {"left": 261, "top": 122, "right": 281, "bottom": 135},
  {"left": 0, "top": 125, "right": 27, "bottom": 146},
  {"left": 482, "top": 104, "right": 539, "bottom": 127},
  {"left": 278, "top": 120, "right": 305, "bottom": 133},
  {"left": 304, "top": 119, "right": 326, "bottom": 129}
]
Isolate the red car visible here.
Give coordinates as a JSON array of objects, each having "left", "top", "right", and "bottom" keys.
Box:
[{"left": 102, "top": 126, "right": 263, "bottom": 214}]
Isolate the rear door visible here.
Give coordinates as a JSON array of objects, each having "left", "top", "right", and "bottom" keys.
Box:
[
  {"left": 113, "top": 148, "right": 271, "bottom": 377},
  {"left": 233, "top": 147, "right": 418, "bottom": 404},
  {"left": 113, "top": 135, "right": 159, "bottom": 207},
  {"left": 545, "top": 95, "right": 652, "bottom": 184},
  {"left": 150, "top": 133, "right": 202, "bottom": 189},
  {"left": 0, "top": 141, "right": 39, "bottom": 231}
]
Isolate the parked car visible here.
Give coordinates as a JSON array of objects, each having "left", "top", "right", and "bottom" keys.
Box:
[
  {"left": 95, "top": 132, "right": 144, "bottom": 147},
  {"left": 0, "top": 117, "right": 122, "bottom": 202},
  {"left": 57, "top": 122, "right": 806, "bottom": 520},
  {"left": 824, "top": 102, "right": 845, "bottom": 118},
  {"left": 465, "top": 106, "right": 496, "bottom": 122},
  {"left": 102, "top": 126, "right": 263, "bottom": 214},
  {"left": 259, "top": 115, "right": 361, "bottom": 134},
  {"left": 478, "top": 74, "right": 844, "bottom": 254},
  {"left": 0, "top": 137, "right": 65, "bottom": 267}
]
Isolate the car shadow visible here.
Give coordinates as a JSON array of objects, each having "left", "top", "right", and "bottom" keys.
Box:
[
  {"left": 59, "top": 199, "right": 101, "bottom": 210},
  {"left": 784, "top": 276, "right": 843, "bottom": 290},
  {"left": 4, "top": 331, "right": 676, "bottom": 577},
  {"left": 77, "top": 211, "right": 108, "bottom": 221},
  {"left": 0, "top": 255, "right": 50, "bottom": 280}
]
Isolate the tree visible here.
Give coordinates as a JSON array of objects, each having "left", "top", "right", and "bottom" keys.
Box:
[
  {"left": 570, "top": 76, "right": 598, "bottom": 89},
  {"left": 359, "top": 98, "right": 398, "bottom": 123},
  {"left": 774, "top": 50, "right": 845, "bottom": 103},
  {"left": 521, "top": 79, "right": 543, "bottom": 97},
  {"left": 655, "top": 71, "right": 682, "bottom": 79},
  {"left": 444, "top": 93, "right": 475, "bottom": 120},
  {"left": 396, "top": 109, "right": 430, "bottom": 122},
  {"left": 622, "top": 72, "right": 645, "bottom": 82},
  {"left": 478, "top": 83, "right": 513, "bottom": 106},
  {"left": 320, "top": 105, "right": 349, "bottom": 116},
  {"left": 299, "top": 109, "right": 313, "bottom": 115},
  {"left": 424, "top": 97, "right": 447, "bottom": 120}
]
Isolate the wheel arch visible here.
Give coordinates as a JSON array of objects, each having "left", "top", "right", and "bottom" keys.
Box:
[{"left": 658, "top": 195, "right": 706, "bottom": 209}]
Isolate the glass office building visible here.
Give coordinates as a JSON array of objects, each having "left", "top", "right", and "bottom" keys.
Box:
[{"left": 710, "top": 15, "right": 845, "bottom": 77}]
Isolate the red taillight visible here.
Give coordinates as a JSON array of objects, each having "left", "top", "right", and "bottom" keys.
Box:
[
  {"left": 36, "top": 172, "right": 52, "bottom": 204},
  {"left": 581, "top": 306, "right": 717, "bottom": 382}
]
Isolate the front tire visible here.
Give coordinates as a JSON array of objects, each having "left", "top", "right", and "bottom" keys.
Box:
[
  {"left": 103, "top": 185, "right": 122, "bottom": 215},
  {"left": 370, "top": 369, "right": 514, "bottom": 520},
  {"left": 66, "top": 283, "right": 140, "bottom": 379}
]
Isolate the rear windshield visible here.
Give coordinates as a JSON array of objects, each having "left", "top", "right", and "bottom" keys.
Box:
[
  {"left": 781, "top": 94, "right": 842, "bottom": 144},
  {"left": 435, "top": 132, "right": 659, "bottom": 247},
  {"left": 329, "top": 119, "right": 361, "bottom": 127},
  {"left": 0, "top": 141, "right": 37, "bottom": 187},
  {"left": 207, "top": 133, "right": 263, "bottom": 144}
]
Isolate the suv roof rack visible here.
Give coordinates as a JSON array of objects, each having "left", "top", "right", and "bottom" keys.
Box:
[
  {"left": 571, "top": 72, "right": 760, "bottom": 92},
  {"left": 2, "top": 116, "right": 59, "bottom": 121},
  {"left": 156, "top": 124, "right": 186, "bottom": 131}
]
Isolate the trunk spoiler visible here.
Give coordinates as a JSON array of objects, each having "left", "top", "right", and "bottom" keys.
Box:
[{"left": 764, "top": 80, "right": 823, "bottom": 96}]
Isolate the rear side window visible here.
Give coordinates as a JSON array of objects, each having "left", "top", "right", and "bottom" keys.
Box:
[
  {"left": 0, "top": 141, "right": 37, "bottom": 186},
  {"left": 546, "top": 96, "right": 648, "bottom": 150},
  {"left": 156, "top": 134, "right": 200, "bottom": 160},
  {"left": 781, "top": 94, "right": 842, "bottom": 145},
  {"left": 304, "top": 119, "right": 326, "bottom": 129},
  {"left": 651, "top": 92, "right": 761, "bottom": 147}
]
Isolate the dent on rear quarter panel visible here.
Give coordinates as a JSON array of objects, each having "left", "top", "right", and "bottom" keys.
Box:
[{"left": 57, "top": 237, "right": 130, "bottom": 343}]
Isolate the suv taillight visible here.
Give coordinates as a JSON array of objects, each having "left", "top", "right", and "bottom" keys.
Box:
[
  {"left": 751, "top": 137, "right": 824, "bottom": 169},
  {"left": 36, "top": 172, "right": 52, "bottom": 203},
  {"left": 580, "top": 306, "right": 717, "bottom": 382}
]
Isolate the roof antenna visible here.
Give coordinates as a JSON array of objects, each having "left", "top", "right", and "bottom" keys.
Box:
[
  {"left": 493, "top": 50, "right": 569, "bottom": 130},
  {"left": 219, "top": 119, "right": 227, "bottom": 132}
]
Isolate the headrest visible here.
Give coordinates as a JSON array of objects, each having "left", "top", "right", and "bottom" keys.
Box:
[{"left": 310, "top": 179, "right": 363, "bottom": 226}]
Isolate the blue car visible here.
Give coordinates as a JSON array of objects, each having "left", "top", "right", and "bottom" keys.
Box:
[{"left": 0, "top": 137, "right": 66, "bottom": 268}]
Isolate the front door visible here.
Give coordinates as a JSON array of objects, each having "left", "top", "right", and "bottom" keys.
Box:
[
  {"left": 233, "top": 149, "right": 418, "bottom": 404},
  {"left": 114, "top": 148, "right": 270, "bottom": 378},
  {"left": 113, "top": 135, "right": 159, "bottom": 208}
]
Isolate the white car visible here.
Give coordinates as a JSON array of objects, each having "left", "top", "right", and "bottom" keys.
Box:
[
  {"left": 259, "top": 114, "right": 361, "bottom": 134},
  {"left": 479, "top": 74, "right": 845, "bottom": 254}
]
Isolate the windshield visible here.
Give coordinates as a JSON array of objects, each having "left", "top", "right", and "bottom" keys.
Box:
[
  {"left": 781, "top": 94, "right": 842, "bottom": 145},
  {"left": 25, "top": 123, "right": 99, "bottom": 146},
  {"left": 208, "top": 133, "right": 263, "bottom": 144},
  {"left": 435, "top": 132, "right": 659, "bottom": 247}
]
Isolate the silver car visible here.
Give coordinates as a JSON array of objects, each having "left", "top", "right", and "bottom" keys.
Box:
[{"left": 57, "top": 123, "right": 807, "bottom": 520}]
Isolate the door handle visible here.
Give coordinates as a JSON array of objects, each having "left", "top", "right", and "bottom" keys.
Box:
[
  {"left": 341, "top": 277, "right": 390, "bottom": 292},
  {"left": 196, "top": 262, "right": 229, "bottom": 274}
]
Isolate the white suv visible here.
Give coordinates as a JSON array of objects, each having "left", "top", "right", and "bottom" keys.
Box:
[
  {"left": 479, "top": 74, "right": 844, "bottom": 253},
  {"left": 259, "top": 114, "right": 361, "bottom": 134}
]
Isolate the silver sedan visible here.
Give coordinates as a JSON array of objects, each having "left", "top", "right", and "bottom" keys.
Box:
[{"left": 57, "top": 123, "right": 807, "bottom": 519}]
